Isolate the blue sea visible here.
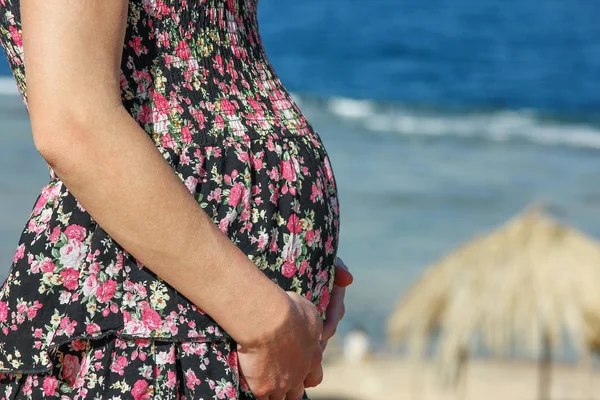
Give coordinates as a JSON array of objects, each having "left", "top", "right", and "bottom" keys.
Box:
[{"left": 2, "top": 0, "right": 600, "bottom": 349}]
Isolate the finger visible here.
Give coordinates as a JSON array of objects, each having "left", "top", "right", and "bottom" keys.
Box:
[
  {"left": 320, "top": 339, "right": 329, "bottom": 352},
  {"left": 321, "top": 317, "right": 336, "bottom": 342},
  {"left": 321, "top": 287, "right": 345, "bottom": 340},
  {"left": 304, "top": 364, "right": 324, "bottom": 388},
  {"left": 268, "top": 392, "right": 287, "bottom": 400},
  {"left": 316, "top": 314, "right": 324, "bottom": 338},
  {"left": 284, "top": 384, "right": 305, "bottom": 400},
  {"left": 333, "top": 259, "right": 353, "bottom": 287}
]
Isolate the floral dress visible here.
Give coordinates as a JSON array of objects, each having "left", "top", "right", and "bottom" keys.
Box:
[{"left": 0, "top": 0, "right": 340, "bottom": 398}]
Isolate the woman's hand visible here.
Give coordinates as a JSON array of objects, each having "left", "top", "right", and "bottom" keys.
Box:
[
  {"left": 236, "top": 291, "right": 323, "bottom": 400},
  {"left": 320, "top": 257, "right": 353, "bottom": 352}
]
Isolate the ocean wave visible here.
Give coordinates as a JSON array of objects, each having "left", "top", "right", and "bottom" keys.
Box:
[
  {"left": 292, "top": 93, "right": 600, "bottom": 151},
  {"left": 5, "top": 72, "right": 600, "bottom": 151}
]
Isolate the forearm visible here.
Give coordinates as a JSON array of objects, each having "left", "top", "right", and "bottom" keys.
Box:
[{"left": 34, "top": 104, "right": 289, "bottom": 346}]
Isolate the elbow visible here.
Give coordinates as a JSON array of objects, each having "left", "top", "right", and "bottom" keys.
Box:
[
  {"left": 31, "top": 105, "right": 106, "bottom": 168},
  {"left": 32, "top": 121, "right": 80, "bottom": 169}
]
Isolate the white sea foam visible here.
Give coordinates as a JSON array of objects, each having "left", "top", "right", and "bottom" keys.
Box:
[{"left": 293, "top": 94, "right": 600, "bottom": 151}]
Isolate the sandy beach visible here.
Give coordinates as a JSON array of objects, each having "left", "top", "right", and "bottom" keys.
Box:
[{"left": 307, "top": 356, "right": 600, "bottom": 400}]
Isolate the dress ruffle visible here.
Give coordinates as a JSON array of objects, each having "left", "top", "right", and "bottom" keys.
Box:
[{"left": 0, "top": 334, "right": 280, "bottom": 399}]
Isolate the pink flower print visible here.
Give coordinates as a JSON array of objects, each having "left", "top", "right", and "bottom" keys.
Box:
[
  {"left": 86, "top": 323, "right": 101, "bottom": 335},
  {"left": 225, "top": 349, "right": 239, "bottom": 374},
  {"left": 221, "top": 98, "right": 236, "bottom": 116},
  {"left": 161, "top": 133, "right": 176, "bottom": 149},
  {"left": 82, "top": 274, "right": 99, "bottom": 297},
  {"left": 287, "top": 214, "right": 302, "bottom": 234},
  {"left": 305, "top": 230, "right": 316, "bottom": 246},
  {"left": 128, "top": 36, "right": 146, "bottom": 57},
  {"left": 317, "top": 285, "right": 330, "bottom": 313},
  {"left": 299, "top": 260, "right": 309, "bottom": 275},
  {"left": 26, "top": 303, "right": 41, "bottom": 319},
  {"left": 215, "top": 114, "right": 225, "bottom": 130},
  {"left": 49, "top": 226, "right": 61, "bottom": 243},
  {"left": 33, "top": 189, "right": 50, "bottom": 215},
  {"left": 61, "top": 267, "right": 80, "bottom": 290},
  {"left": 208, "top": 187, "right": 222, "bottom": 202},
  {"left": 156, "top": 348, "right": 176, "bottom": 365},
  {"left": 310, "top": 183, "right": 323, "bottom": 202},
  {"left": 96, "top": 280, "right": 117, "bottom": 303},
  {"left": 13, "top": 244, "right": 24, "bottom": 263},
  {"left": 216, "top": 386, "right": 226, "bottom": 399},
  {"left": 228, "top": 182, "right": 244, "bottom": 207},
  {"left": 76, "top": 355, "right": 90, "bottom": 388},
  {"left": 224, "top": 381, "right": 237, "bottom": 399},
  {"left": 65, "top": 224, "right": 87, "bottom": 242},
  {"left": 61, "top": 354, "right": 81, "bottom": 386},
  {"left": 27, "top": 219, "right": 41, "bottom": 234},
  {"left": 214, "top": 54, "right": 224, "bottom": 70},
  {"left": 238, "top": 151, "right": 249, "bottom": 162},
  {"left": 257, "top": 232, "right": 268, "bottom": 250},
  {"left": 304, "top": 289, "right": 313, "bottom": 302},
  {"left": 59, "top": 240, "right": 87, "bottom": 269},
  {"left": 110, "top": 355, "right": 129, "bottom": 376},
  {"left": 184, "top": 176, "right": 199, "bottom": 194},
  {"left": 88, "top": 260, "right": 100, "bottom": 273},
  {"left": 323, "top": 156, "right": 335, "bottom": 185},
  {"left": 0, "top": 302, "right": 8, "bottom": 323},
  {"left": 8, "top": 26, "right": 22, "bottom": 48},
  {"left": 43, "top": 376, "right": 58, "bottom": 396},
  {"left": 156, "top": 0, "right": 169, "bottom": 17},
  {"left": 280, "top": 159, "right": 296, "bottom": 182},
  {"left": 185, "top": 369, "right": 202, "bottom": 389},
  {"left": 137, "top": 103, "right": 153, "bottom": 124},
  {"left": 219, "top": 212, "right": 236, "bottom": 233},
  {"left": 149, "top": 87, "right": 170, "bottom": 117},
  {"left": 181, "top": 126, "right": 192, "bottom": 144},
  {"left": 71, "top": 339, "right": 87, "bottom": 352},
  {"left": 40, "top": 258, "right": 55, "bottom": 273},
  {"left": 60, "top": 317, "right": 77, "bottom": 336},
  {"left": 166, "top": 370, "right": 177, "bottom": 388},
  {"left": 16, "top": 302, "right": 26, "bottom": 315},
  {"left": 251, "top": 154, "right": 263, "bottom": 170},
  {"left": 189, "top": 107, "right": 205, "bottom": 125},
  {"left": 247, "top": 96, "right": 262, "bottom": 113},
  {"left": 141, "top": 306, "right": 162, "bottom": 332},
  {"left": 176, "top": 40, "right": 191, "bottom": 61},
  {"left": 325, "top": 236, "right": 334, "bottom": 254},
  {"left": 282, "top": 259, "right": 297, "bottom": 278},
  {"left": 226, "top": 60, "right": 238, "bottom": 80}
]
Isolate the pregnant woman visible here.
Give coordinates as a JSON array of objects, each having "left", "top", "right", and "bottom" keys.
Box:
[{"left": 0, "top": 0, "right": 352, "bottom": 398}]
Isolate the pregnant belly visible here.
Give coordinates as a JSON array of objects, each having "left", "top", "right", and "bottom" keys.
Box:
[
  {"left": 0, "top": 117, "right": 340, "bottom": 375},
  {"left": 114, "top": 127, "right": 340, "bottom": 341},
  {"left": 174, "top": 123, "right": 341, "bottom": 316}
]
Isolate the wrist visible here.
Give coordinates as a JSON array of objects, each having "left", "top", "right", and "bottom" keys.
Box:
[{"left": 231, "top": 285, "right": 293, "bottom": 348}]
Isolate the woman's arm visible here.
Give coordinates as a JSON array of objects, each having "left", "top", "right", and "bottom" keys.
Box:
[{"left": 21, "top": 1, "right": 322, "bottom": 398}]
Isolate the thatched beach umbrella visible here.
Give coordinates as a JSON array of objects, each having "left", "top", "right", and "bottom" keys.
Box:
[{"left": 387, "top": 206, "right": 600, "bottom": 399}]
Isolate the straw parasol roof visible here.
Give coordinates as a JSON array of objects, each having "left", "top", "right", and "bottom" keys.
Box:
[{"left": 387, "top": 205, "right": 600, "bottom": 395}]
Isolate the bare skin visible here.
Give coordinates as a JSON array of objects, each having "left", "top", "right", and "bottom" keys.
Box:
[
  {"left": 321, "top": 258, "right": 353, "bottom": 352},
  {"left": 20, "top": 1, "right": 324, "bottom": 398},
  {"left": 302, "top": 258, "right": 353, "bottom": 390}
]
